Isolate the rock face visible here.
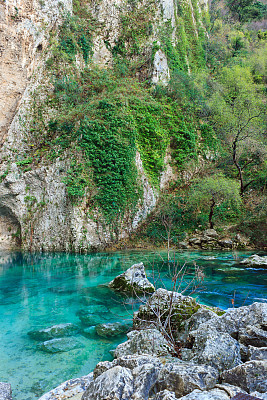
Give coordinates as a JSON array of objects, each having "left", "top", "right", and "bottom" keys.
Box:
[
  {"left": 37, "top": 337, "right": 84, "bottom": 353},
  {"left": 28, "top": 323, "right": 80, "bottom": 341},
  {"left": 109, "top": 263, "right": 155, "bottom": 295},
  {"left": 0, "top": 382, "right": 12, "bottom": 400},
  {"left": 0, "top": 0, "right": 208, "bottom": 252}
]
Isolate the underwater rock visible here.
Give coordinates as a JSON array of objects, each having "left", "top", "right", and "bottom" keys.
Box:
[
  {"left": 76, "top": 305, "right": 109, "bottom": 326},
  {"left": 95, "top": 322, "right": 130, "bottom": 338},
  {"left": 37, "top": 337, "right": 84, "bottom": 353},
  {"left": 38, "top": 373, "right": 93, "bottom": 400},
  {"left": 109, "top": 262, "right": 155, "bottom": 295},
  {"left": 28, "top": 323, "right": 80, "bottom": 341}
]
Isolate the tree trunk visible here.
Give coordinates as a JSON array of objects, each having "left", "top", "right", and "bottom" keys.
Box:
[
  {"left": 209, "top": 198, "right": 215, "bottom": 229},
  {"left": 232, "top": 139, "right": 244, "bottom": 195}
]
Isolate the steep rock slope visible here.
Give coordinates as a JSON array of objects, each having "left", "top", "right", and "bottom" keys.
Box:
[{"left": 0, "top": 0, "right": 208, "bottom": 251}]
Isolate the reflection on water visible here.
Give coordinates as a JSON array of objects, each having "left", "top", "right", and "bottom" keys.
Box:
[{"left": 0, "top": 249, "right": 266, "bottom": 400}]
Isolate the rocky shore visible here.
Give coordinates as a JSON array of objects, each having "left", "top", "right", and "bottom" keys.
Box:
[
  {"left": 36, "top": 285, "right": 266, "bottom": 400},
  {"left": 1, "top": 261, "right": 266, "bottom": 400}
]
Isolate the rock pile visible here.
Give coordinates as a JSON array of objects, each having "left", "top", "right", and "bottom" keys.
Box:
[
  {"left": 36, "top": 287, "right": 267, "bottom": 400},
  {"left": 81, "top": 288, "right": 267, "bottom": 400}
]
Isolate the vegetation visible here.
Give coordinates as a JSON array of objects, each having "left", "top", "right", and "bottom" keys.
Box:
[{"left": 18, "top": 0, "right": 266, "bottom": 249}]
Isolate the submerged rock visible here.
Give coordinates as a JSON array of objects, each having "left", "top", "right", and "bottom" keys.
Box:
[
  {"left": 37, "top": 337, "right": 84, "bottom": 353},
  {"left": 28, "top": 323, "right": 80, "bottom": 341},
  {"left": 0, "top": 382, "right": 12, "bottom": 400},
  {"left": 76, "top": 306, "right": 109, "bottom": 326},
  {"left": 95, "top": 322, "right": 130, "bottom": 338},
  {"left": 221, "top": 360, "right": 267, "bottom": 393},
  {"left": 38, "top": 373, "right": 93, "bottom": 400},
  {"left": 114, "top": 329, "right": 171, "bottom": 358},
  {"left": 109, "top": 263, "right": 155, "bottom": 295},
  {"left": 240, "top": 255, "right": 267, "bottom": 268}
]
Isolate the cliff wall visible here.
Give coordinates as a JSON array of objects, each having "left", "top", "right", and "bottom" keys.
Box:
[{"left": 0, "top": 0, "right": 208, "bottom": 251}]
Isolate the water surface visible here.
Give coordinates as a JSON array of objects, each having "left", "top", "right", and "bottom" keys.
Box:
[{"left": 0, "top": 250, "right": 266, "bottom": 400}]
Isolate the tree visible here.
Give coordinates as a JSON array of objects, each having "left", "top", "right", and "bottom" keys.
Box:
[
  {"left": 209, "top": 65, "right": 266, "bottom": 195},
  {"left": 227, "top": 0, "right": 267, "bottom": 22},
  {"left": 191, "top": 175, "right": 241, "bottom": 229}
]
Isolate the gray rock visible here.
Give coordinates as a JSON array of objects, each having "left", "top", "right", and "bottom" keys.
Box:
[
  {"left": 94, "top": 361, "right": 115, "bottom": 379},
  {"left": 218, "top": 239, "right": 233, "bottom": 248},
  {"left": 240, "top": 255, "right": 267, "bottom": 268},
  {"left": 116, "top": 354, "right": 163, "bottom": 371},
  {"left": 239, "top": 325, "right": 267, "bottom": 347},
  {"left": 199, "top": 302, "right": 267, "bottom": 339},
  {"left": 190, "top": 325, "right": 241, "bottom": 372},
  {"left": 114, "top": 329, "right": 171, "bottom": 358},
  {"left": 250, "top": 392, "right": 267, "bottom": 400},
  {"left": 37, "top": 337, "right": 84, "bottom": 353},
  {"left": 132, "top": 362, "right": 161, "bottom": 399},
  {"left": 133, "top": 288, "right": 200, "bottom": 339},
  {"left": 82, "top": 366, "right": 134, "bottom": 400},
  {"left": 38, "top": 373, "right": 93, "bottom": 400},
  {"left": 248, "top": 346, "right": 267, "bottom": 361},
  {"left": 28, "top": 323, "right": 80, "bottom": 341},
  {"left": 95, "top": 322, "right": 130, "bottom": 338},
  {"left": 203, "top": 229, "right": 218, "bottom": 238},
  {"left": 182, "top": 308, "right": 220, "bottom": 334},
  {"left": 221, "top": 360, "right": 267, "bottom": 393},
  {"left": 177, "top": 388, "right": 230, "bottom": 400},
  {"left": 177, "top": 384, "right": 246, "bottom": 399},
  {"left": 0, "top": 382, "right": 12, "bottom": 400},
  {"left": 153, "top": 390, "right": 178, "bottom": 400},
  {"left": 155, "top": 362, "right": 219, "bottom": 398},
  {"left": 180, "top": 348, "right": 194, "bottom": 362},
  {"left": 109, "top": 263, "right": 155, "bottom": 295}
]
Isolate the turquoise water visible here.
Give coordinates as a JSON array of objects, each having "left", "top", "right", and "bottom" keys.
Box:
[{"left": 0, "top": 250, "right": 266, "bottom": 400}]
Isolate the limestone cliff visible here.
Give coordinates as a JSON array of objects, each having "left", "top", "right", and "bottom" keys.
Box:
[{"left": 0, "top": 0, "right": 209, "bottom": 251}]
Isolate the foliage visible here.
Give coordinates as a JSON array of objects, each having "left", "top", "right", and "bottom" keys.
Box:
[
  {"left": 208, "top": 64, "right": 266, "bottom": 194},
  {"left": 226, "top": 0, "right": 267, "bottom": 22},
  {"left": 190, "top": 174, "right": 242, "bottom": 228}
]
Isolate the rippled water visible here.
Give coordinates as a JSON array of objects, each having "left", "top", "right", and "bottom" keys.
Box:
[{"left": 0, "top": 250, "right": 266, "bottom": 400}]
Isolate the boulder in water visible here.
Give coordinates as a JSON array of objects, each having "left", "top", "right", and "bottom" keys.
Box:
[
  {"left": 108, "top": 262, "right": 155, "bottom": 295},
  {"left": 95, "top": 322, "right": 130, "bottom": 338},
  {"left": 240, "top": 255, "right": 267, "bottom": 268},
  {"left": 28, "top": 323, "right": 80, "bottom": 341},
  {"left": 37, "top": 337, "right": 84, "bottom": 353}
]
